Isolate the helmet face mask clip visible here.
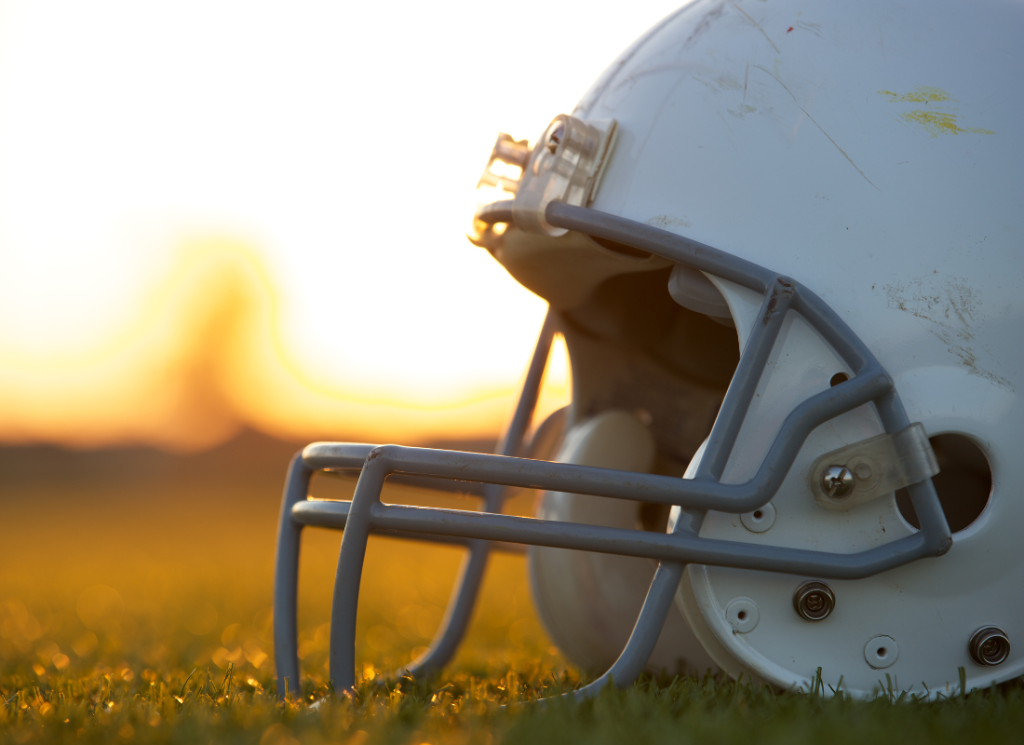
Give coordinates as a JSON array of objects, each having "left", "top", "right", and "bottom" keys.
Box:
[{"left": 275, "top": 0, "right": 1021, "bottom": 702}]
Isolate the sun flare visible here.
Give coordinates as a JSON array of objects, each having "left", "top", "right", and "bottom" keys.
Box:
[{"left": 0, "top": 0, "right": 681, "bottom": 450}]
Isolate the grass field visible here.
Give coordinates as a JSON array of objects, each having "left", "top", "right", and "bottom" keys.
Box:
[{"left": 2, "top": 436, "right": 1023, "bottom": 744}]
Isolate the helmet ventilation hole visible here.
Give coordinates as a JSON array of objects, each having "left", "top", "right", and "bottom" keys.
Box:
[
  {"left": 830, "top": 372, "right": 850, "bottom": 387},
  {"left": 896, "top": 433, "right": 991, "bottom": 533}
]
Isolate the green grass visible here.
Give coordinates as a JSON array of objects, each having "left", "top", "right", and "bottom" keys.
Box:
[
  {"left": 2, "top": 468, "right": 1023, "bottom": 744},
  {"left": 6, "top": 659, "right": 1024, "bottom": 745}
]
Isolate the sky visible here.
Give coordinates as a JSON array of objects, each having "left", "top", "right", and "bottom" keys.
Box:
[{"left": 0, "top": 0, "right": 685, "bottom": 450}]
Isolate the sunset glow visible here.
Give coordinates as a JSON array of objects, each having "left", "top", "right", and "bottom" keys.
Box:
[{"left": 0, "top": 0, "right": 682, "bottom": 449}]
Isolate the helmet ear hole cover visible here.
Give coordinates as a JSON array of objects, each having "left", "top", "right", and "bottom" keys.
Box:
[{"left": 275, "top": 0, "right": 1022, "bottom": 701}]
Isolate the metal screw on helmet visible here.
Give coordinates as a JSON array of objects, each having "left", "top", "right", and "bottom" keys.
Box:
[
  {"left": 793, "top": 581, "right": 836, "bottom": 621},
  {"left": 546, "top": 122, "right": 565, "bottom": 154},
  {"left": 969, "top": 627, "right": 1010, "bottom": 666},
  {"left": 821, "top": 465, "right": 854, "bottom": 498}
]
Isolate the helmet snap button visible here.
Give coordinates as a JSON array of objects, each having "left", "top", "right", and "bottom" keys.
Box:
[
  {"left": 793, "top": 581, "right": 835, "bottom": 621},
  {"left": 969, "top": 627, "right": 1010, "bottom": 666}
]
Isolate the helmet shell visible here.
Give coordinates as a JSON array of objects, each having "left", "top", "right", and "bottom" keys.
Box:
[{"left": 575, "top": 0, "right": 1024, "bottom": 696}]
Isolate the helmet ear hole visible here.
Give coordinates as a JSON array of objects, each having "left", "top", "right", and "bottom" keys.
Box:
[{"left": 895, "top": 433, "right": 992, "bottom": 533}]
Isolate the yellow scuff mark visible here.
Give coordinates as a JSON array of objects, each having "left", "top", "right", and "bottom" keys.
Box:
[
  {"left": 879, "top": 87, "right": 994, "bottom": 136},
  {"left": 878, "top": 86, "right": 952, "bottom": 103},
  {"left": 899, "top": 110, "right": 995, "bottom": 138}
]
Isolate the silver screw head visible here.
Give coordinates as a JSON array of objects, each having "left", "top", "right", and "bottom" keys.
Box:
[
  {"left": 821, "top": 465, "right": 855, "bottom": 498},
  {"left": 969, "top": 627, "right": 1010, "bottom": 666},
  {"left": 793, "top": 580, "right": 835, "bottom": 621}
]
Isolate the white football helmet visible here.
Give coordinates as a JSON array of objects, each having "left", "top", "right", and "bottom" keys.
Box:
[{"left": 275, "top": 0, "right": 1023, "bottom": 700}]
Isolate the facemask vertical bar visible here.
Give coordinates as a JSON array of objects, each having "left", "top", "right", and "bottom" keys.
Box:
[
  {"left": 273, "top": 454, "right": 314, "bottom": 698},
  {"left": 324, "top": 311, "right": 558, "bottom": 693},
  {"left": 567, "top": 561, "right": 687, "bottom": 700},
  {"left": 551, "top": 281, "right": 794, "bottom": 698},
  {"left": 402, "top": 310, "right": 558, "bottom": 677},
  {"left": 329, "top": 455, "right": 388, "bottom": 694},
  {"left": 485, "top": 309, "right": 558, "bottom": 511},
  {"left": 697, "top": 279, "right": 794, "bottom": 481}
]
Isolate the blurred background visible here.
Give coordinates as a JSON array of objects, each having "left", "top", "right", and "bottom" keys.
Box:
[{"left": 0, "top": 0, "right": 682, "bottom": 687}]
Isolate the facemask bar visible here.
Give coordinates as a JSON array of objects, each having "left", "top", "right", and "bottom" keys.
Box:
[
  {"left": 273, "top": 201, "right": 952, "bottom": 700},
  {"left": 273, "top": 312, "right": 558, "bottom": 698}
]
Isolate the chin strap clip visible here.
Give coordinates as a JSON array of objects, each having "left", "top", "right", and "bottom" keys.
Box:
[
  {"left": 469, "top": 115, "right": 617, "bottom": 246},
  {"left": 513, "top": 114, "right": 617, "bottom": 237},
  {"left": 810, "top": 422, "right": 940, "bottom": 511},
  {"left": 469, "top": 133, "right": 530, "bottom": 248}
]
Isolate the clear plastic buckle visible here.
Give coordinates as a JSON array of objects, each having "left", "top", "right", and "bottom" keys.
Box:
[
  {"left": 469, "top": 133, "right": 530, "bottom": 247},
  {"left": 513, "top": 114, "right": 617, "bottom": 237},
  {"left": 810, "top": 423, "right": 940, "bottom": 511},
  {"left": 476, "top": 133, "right": 530, "bottom": 194}
]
